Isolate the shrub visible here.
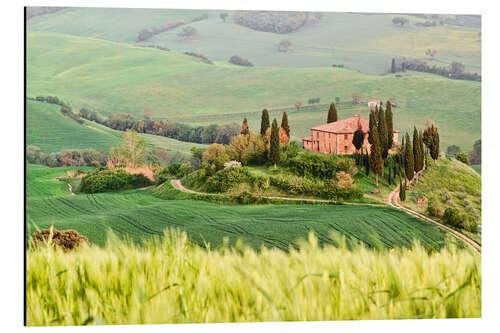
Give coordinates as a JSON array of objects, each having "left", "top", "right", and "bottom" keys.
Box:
[
  {"left": 456, "top": 151, "right": 470, "bottom": 165},
  {"left": 236, "top": 191, "right": 271, "bottom": 204},
  {"left": 205, "top": 167, "right": 254, "bottom": 192},
  {"left": 286, "top": 151, "right": 341, "bottom": 179},
  {"left": 232, "top": 11, "right": 308, "bottom": 34},
  {"left": 442, "top": 207, "right": 469, "bottom": 229},
  {"left": 30, "top": 228, "right": 89, "bottom": 251},
  {"left": 229, "top": 55, "right": 254, "bottom": 67},
  {"left": 79, "top": 169, "right": 152, "bottom": 193},
  {"left": 427, "top": 197, "right": 444, "bottom": 218}
]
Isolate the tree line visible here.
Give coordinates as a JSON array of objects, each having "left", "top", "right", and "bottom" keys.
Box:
[{"left": 390, "top": 58, "right": 481, "bottom": 82}]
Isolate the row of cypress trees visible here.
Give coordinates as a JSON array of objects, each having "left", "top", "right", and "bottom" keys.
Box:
[
  {"left": 398, "top": 123, "right": 440, "bottom": 201},
  {"left": 239, "top": 109, "right": 291, "bottom": 168}
]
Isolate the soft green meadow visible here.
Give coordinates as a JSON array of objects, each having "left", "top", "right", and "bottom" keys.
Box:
[
  {"left": 26, "top": 32, "right": 480, "bottom": 150},
  {"left": 26, "top": 229, "right": 481, "bottom": 325}
]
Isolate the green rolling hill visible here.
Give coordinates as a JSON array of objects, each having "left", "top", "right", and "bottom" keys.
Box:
[
  {"left": 26, "top": 164, "right": 448, "bottom": 250},
  {"left": 27, "top": 31, "right": 480, "bottom": 150},
  {"left": 27, "top": 99, "right": 207, "bottom": 155},
  {"left": 28, "top": 9, "right": 481, "bottom": 74}
]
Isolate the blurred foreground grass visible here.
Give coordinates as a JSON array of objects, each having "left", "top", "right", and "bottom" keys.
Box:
[{"left": 26, "top": 229, "right": 481, "bottom": 325}]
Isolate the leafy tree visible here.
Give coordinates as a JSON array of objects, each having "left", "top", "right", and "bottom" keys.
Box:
[
  {"left": 260, "top": 109, "right": 270, "bottom": 136},
  {"left": 327, "top": 102, "right": 338, "bottom": 123},
  {"left": 241, "top": 118, "right": 249, "bottom": 135},
  {"left": 178, "top": 26, "right": 198, "bottom": 40},
  {"left": 456, "top": 151, "right": 470, "bottom": 165},
  {"left": 377, "top": 107, "right": 389, "bottom": 159},
  {"left": 385, "top": 100, "right": 394, "bottom": 149},
  {"left": 269, "top": 119, "right": 281, "bottom": 168},
  {"left": 469, "top": 139, "right": 481, "bottom": 164},
  {"left": 220, "top": 13, "right": 228, "bottom": 22},
  {"left": 109, "top": 130, "right": 147, "bottom": 168},
  {"left": 392, "top": 17, "right": 409, "bottom": 26},
  {"left": 404, "top": 133, "right": 414, "bottom": 181},
  {"left": 450, "top": 62, "right": 465, "bottom": 75},
  {"left": 276, "top": 39, "right": 292, "bottom": 53},
  {"left": 335, "top": 96, "right": 340, "bottom": 104},
  {"left": 391, "top": 58, "right": 396, "bottom": 73},
  {"left": 352, "top": 127, "right": 365, "bottom": 153},
  {"left": 190, "top": 147, "right": 205, "bottom": 170},
  {"left": 369, "top": 126, "right": 383, "bottom": 186},
  {"left": 281, "top": 112, "right": 290, "bottom": 138},
  {"left": 447, "top": 145, "right": 461, "bottom": 157}
]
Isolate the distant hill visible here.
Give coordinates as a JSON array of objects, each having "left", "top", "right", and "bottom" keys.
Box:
[
  {"left": 26, "top": 99, "right": 208, "bottom": 155},
  {"left": 27, "top": 8, "right": 481, "bottom": 74}
]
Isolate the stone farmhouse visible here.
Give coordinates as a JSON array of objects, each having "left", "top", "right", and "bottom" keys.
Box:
[{"left": 302, "top": 115, "right": 399, "bottom": 155}]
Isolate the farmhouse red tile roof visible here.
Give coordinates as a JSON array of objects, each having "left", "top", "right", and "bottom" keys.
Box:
[{"left": 312, "top": 116, "right": 369, "bottom": 134}]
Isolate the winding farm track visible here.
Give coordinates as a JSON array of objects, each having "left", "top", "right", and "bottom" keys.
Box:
[
  {"left": 171, "top": 179, "right": 482, "bottom": 254},
  {"left": 388, "top": 185, "right": 481, "bottom": 254},
  {"left": 170, "top": 179, "right": 384, "bottom": 206}
]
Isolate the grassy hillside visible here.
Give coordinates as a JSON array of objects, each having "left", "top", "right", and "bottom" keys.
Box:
[
  {"left": 404, "top": 158, "right": 481, "bottom": 223},
  {"left": 26, "top": 99, "right": 207, "bottom": 155},
  {"left": 26, "top": 32, "right": 481, "bottom": 150},
  {"left": 26, "top": 164, "right": 447, "bottom": 250},
  {"left": 27, "top": 230, "right": 480, "bottom": 325},
  {"left": 28, "top": 9, "right": 480, "bottom": 74}
]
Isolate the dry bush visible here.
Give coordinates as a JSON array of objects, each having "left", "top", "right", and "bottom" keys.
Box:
[{"left": 31, "top": 228, "right": 89, "bottom": 252}]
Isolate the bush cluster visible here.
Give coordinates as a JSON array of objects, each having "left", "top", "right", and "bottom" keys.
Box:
[
  {"left": 79, "top": 169, "right": 152, "bottom": 193},
  {"left": 229, "top": 55, "right": 254, "bottom": 67},
  {"left": 155, "top": 162, "right": 192, "bottom": 184},
  {"left": 232, "top": 11, "right": 308, "bottom": 34},
  {"left": 26, "top": 145, "right": 107, "bottom": 168},
  {"left": 136, "top": 20, "right": 185, "bottom": 42},
  {"left": 285, "top": 151, "right": 355, "bottom": 179},
  {"left": 184, "top": 52, "right": 213, "bottom": 64},
  {"left": 205, "top": 167, "right": 255, "bottom": 192},
  {"left": 390, "top": 58, "right": 481, "bottom": 81}
]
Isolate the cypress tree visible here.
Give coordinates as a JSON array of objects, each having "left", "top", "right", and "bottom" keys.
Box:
[
  {"left": 241, "top": 118, "right": 249, "bottom": 135},
  {"left": 353, "top": 126, "right": 365, "bottom": 154},
  {"left": 260, "top": 109, "right": 270, "bottom": 136},
  {"left": 399, "top": 178, "right": 406, "bottom": 201},
  {"left": 404, "top": 133, "right": 414, "bottom": 182},
  {"left": 269, "top": 118, "right": 280, "bottom": 169},
  {"left": 430, "top": 125, "right": 440, "bottom": 161},
  {"left": 386, "top": 100, "right": 394, "bottom": 149},
  {"left": 281, "top": 112, "right": 290, "bottom": 138},
  {"left": 327, "top": 102, "right": 338, "bottom": 123},
  {"left": 391, "top": 58, "right": 396, "bottom": 73},
  {"left": 364, "top": 149, "right": 370, "bottom": 175},
  {"left": 370, "top": 126, "right": 384, "bottom": 186},
  {"left": 378, "top": 106, "right": 388, "bottom": 159},
  {"left": 368, "top": 110, "right": 376, "bottom": 144},
  {"left": 412, "top": 126, "right": 420, "bottom": 174}
]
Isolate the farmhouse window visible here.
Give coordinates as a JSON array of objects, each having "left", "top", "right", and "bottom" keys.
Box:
[
  {"left": 344, "top": 145, "right": 348, "bottom": 151},
  {"left": 344, "top": 134, "right": 348, "bottom": 139}
]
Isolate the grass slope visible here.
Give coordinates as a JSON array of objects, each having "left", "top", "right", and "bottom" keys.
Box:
[
  {"left": 27, "top": 32, "right": 481, "bottom": 150},
  {"left": 404, "top": 158, "right": 481, "bottom": 222},
  {"left": 27, "top": 230, "right": 481, "bottom": 325},
  {"left": 27, "top": 99, "right": 207, "bottom": 155},
  {"left": 26, "top": 165, "right": 447, "bottom": 250},
  {"left": 28, "top": 9, "right": 480, "bottom": 74}
]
